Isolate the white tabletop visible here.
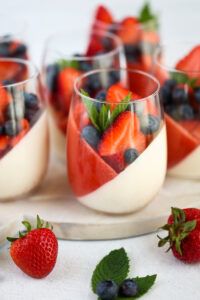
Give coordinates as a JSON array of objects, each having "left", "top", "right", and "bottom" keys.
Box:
[{"left": 0, "top": 0, "right": 200, "bottom": 299}]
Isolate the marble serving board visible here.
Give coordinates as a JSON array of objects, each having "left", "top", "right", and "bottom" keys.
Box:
[{"left": 1, "top": 158, "right": 200, "bottom": 244}]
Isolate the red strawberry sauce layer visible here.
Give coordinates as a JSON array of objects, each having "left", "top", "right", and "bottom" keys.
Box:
[{"left": 67, "top": 107, "right": 117, "bottom": 197}]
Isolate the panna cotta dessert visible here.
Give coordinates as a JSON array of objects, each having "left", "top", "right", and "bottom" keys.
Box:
[
  {"left": 155, "top": 43, "right": 200, "bottom": 179},
  {"left": 91, "top": 3, "right": 160, "bottom": 72},
  {"left": 42, "top": 29, "right": 123, "bottom": 161},
  {"left": 67, "top": 69, "right": 167, "bottom": 214},
  {"left": 0, "top": 59, "right": 49, "bottom": 200}
]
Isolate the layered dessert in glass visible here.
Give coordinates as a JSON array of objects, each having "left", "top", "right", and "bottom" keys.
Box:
[
  {"left": 91, "top": 3, "right": 159, "bottom": 72},
  {"left": 67, "top": 68, "right": 167, "bottom": 214},
  {"left": 155, "top": 43, "right": 200, "bottom": 179},
  {"left": 42, "top": 29, "right": 124, "bottom": 161},
  {"left": 0, "top": 58, "right": 49, "bottom": 200}
]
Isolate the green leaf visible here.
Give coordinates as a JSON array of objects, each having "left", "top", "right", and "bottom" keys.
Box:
[
  {"left": 138, "top": 2, "right": 158, "bottom": 30},
  {"left": 57, "top": 58, "right": 79, "bottom": 70},
  {"left": 91, "top": 248, "right": 129, "bottom": 293},
  {"left": 81, "top": 89, "right": 101, "bottom": 132},
  {"left": 22, "top": 221, "right": 31, "bottom": 232},
  {"left": 117, "top": 275, "right": 157, "bottom": 299},
  {"left": 110, "top": 93, "right": 131, "bottom": 125},
  {"left": 98, "top": 104, "right": 110, "bottom": 132},
  {"left": 170, "top": 73, "right": 199, "bottom": 88},
  {"left": 7, "top": 237, "right": 18, "bottom": 242},
  {"left": 37, "top": 215, "right": 44, "bottom": 229}
]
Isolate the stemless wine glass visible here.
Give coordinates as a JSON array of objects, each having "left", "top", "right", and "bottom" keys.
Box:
[
  {"left": 42, "top": 29, "right": 125, "bottom": 161},
  {"left": 0, "top": 58, "right": 49, "bottom": 201},
  {"left": 67, "top": 68, "right": 167, "bottom": 214},
  {"left": 0, "top": 14, "right": 28, "bottom": 59},
  {"left": 93, "top": 6, "right": 160, "bottom": 72},
  {"left": 154, "top": 42, "right": 200, "bottom": 179}
]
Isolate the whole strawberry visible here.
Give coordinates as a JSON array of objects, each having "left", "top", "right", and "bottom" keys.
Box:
[
  {"left": 158, "top": 207, "right": 200, "bottom": 263},
  {"left": 7, "top": 215, "right": 58, "bottom": 278}
]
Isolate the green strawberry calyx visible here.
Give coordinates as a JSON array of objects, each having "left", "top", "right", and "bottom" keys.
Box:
[
  {"left": 7, "top": 215, "right": 53, "bottom": 242},
  {"left": 157, "top": 207, "right": 197, "bottom": 255}
]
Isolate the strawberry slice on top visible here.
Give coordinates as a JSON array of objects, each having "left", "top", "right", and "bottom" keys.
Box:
[
  {"left": 176, "top": 45, "right": 200, "bottom": 75},
  {"left": 106, "top": 83, "right": 139, "bottom": 110},
  {"left": 98, "top": 111, "right": 146, "bottom": 157},
  {"left": 94, "top": 5, "right": 114, "bottom": 25},
  {"left": 117, "top": 17, "right": 140, "bottom": 44},
  {"left": 57, "top": 67, "right": 81, "bottom": 113}
]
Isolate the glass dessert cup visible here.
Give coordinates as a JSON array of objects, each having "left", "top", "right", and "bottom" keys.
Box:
[
  {"left": 91, "top": 3, "right": 160, "bottom": 73},
  {"left": 0, "top": 14, "right": 28, "bottom": 59},
  {"left": 42, "top": 29, "right": 125, "bottom": 161},
  {"left": 154, "top": 43, "right": 200, "bottom": 179},
  {"left": 0, "top": 58, "right": 49, "bottom": 201},
  {"left": 67, "top": 68, "right": 167, "bottom": 214}
]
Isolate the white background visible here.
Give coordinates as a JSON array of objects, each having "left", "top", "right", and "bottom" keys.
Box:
[{"left": 0, "top": 0, "right": 200, "bottom": 299}]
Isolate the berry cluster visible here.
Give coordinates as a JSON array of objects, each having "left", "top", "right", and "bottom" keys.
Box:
[
  {"left": 0, "top": 36, "right": 27, "bottom": 59},
  {"left": 96, "top": 278, "right": 138, "bottom": 299}
]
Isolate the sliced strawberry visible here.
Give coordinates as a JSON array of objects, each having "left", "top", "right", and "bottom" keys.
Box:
[
  {"left": 0, "top": 61, "right": 26, "bottom": 82},
  {"left": 57, "top": 67, "right": 81, "bottom": 113},
  {"left": 106, "top": 83, "right": 139, "bottom": 110},
  {"left": 85, "top": 36, "right": 103, "bottom": 56},
  {"left": 165, "top": 114, "right": 199, "bottom": 168},
  {"left": 176, "top": 45, "right": 200, "bottom": 77},
  {"left": 0, "top": 87, "right": 11, "bottom": 123},
  {"left": 94, "top": 5, "right": 114, "bottom": 25},
  {"left": 98, "top": 111, "right": 146, "bottom": 156},
  {"left": 117, "top": 17, "right": 140, "bottom": 44},
  {"left": 103, "top": 152, "right": 125, "bottom": 173}
]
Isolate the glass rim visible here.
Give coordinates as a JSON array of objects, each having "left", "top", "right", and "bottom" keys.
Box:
[
  {"left": 44, "top": 29, "right": 123, "bottom": 62},
  {"left": 94, "top": 18, "right": 159, "bottom": 32},
  {"left": 0, "top": 58, "right": 39, "bottom": 89},
  {"left": 0, "top": 13, "right": 27, "bottom": 39},
  {"left": 74, "top": 68, "right": 160, "bottom": 104},
  {"left": 154, "top": 42, "right": 200, "bottom": 75}
]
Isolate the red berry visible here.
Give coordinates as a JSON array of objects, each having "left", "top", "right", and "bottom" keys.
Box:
[
  {"left": 176, "top": 45, "right": 200, "bottom": 75},
  {"left": 94, "top": 5, "right": 114, "bottom": 25},
  {"left": 8, "top": 216, "right": 58, "bottom": 278},
  {"left": 117, "top": 17, "right": 140, "bottom": 44},
  {"left": 98, "top": 111, "right": 146, "bottom": 157},
  {"left": 158, "top": 207, "right": 200, "bottom": 264}
]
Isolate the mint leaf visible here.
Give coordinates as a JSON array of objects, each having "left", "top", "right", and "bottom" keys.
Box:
[
  {"left": 81, "top": 90, "right": 131, "bottom": 133},
  {"left": 139, "top": 2, "right": 159, "bottom": 30},
  {"left": 57, "top": 58, "right": 79, "bottom": 70},
  {"left": 110, "top": 93, "right": 131, "bottom": 124},
  {"left": 118, "top": 275, "right": 157, "bottom": 299},
  {"left": 91, "top": 248, "right": 129, "bottom": 293},
  {"left": 170, "top": 72, "right": 198, "bottom": 88},
  {"left": 81, "top": 89, "right": 100, "bottom": 131}
]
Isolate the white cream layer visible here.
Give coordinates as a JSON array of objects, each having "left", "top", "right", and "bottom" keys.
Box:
[
  {"left": 0, "top": 112, "right": 49, "bottom": 200},
  {"left": 78, "top": 125, "right": 167, "bottom": 214},
  {"left": 168, "top": 146, "right": 200, "bottom": 179}
]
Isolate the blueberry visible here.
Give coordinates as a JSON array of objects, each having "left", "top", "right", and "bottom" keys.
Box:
[
  {"left": 46, "top": 63, "right": 59, "bottom": 92},
  {"left": 0, "top": 126, "right": 4, "bottom": 135},
  {"left": 172, "top": 87, "right": 188, "bottom": 104},
  {"left": 124, "top": 44, "right": 142, "bottom": 62},
  {"left": 94, "top": 90, "right": 106, "bottom": 111},
  {"left": 24, "top": 93, "right": 39, "bottom": 110},
  {"left": 194, "top": 87, "right": 200, "bottom": 103},
  {"left": 4, "top": 120, "right": 21, "bottom": 136},
  {"left": 109, "top": 71, "right": 120, "bottom": 86},
  {"left": 11, "top": 43, "right": 27, "bottom": 58},
  {"left": 160, "top": 85, "right": 172, "bottom": 105},
  {"left": 81, "top": 125, "right": 100, "bottom": 149},
  {"left": 86, "top": 73, "right": 101, "bottom": 92},
  {"left": 119, "top": 279, "right": 138, "bottom": 297},
  {"left": 79, "top": 61, "right": 92, "bottom": 72},
  {"left": 177, "top": 104, "right": 194, "bottom": 120},
  {"left": 141, "top": 114, "right": 160, "bottom": 135},
  {"left": 96, "top": 280, "right": 118, "bottom": 300},
  {"left": 0, "top": 42, "right": 10, "bottom": 57},
  {"left": 124, "top": 148, "right": 139, "bottom": 164},
  {"left": 2, "top": 79, "right": 14, "bottom": 86},
  {"left": 164, "top": 79, "right": 177, "bottom": 89}
]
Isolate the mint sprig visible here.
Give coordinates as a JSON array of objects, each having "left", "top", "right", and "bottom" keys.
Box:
[
  {"left": 57, "top": 58, "right": 79, "bottom": 70},
  {"left": 138, "top": 2, "right": 159, "bottom": 31},
  {"left": 170, "top": 72, "right": 198, "bottom": 88},
  {"left": 91, "top": 248, "right": 157, "bottom": 299},
  {"left": 81, "top": 89, "right": 131, "bottom": 133},
  {"left": 91, "top": 248, "right": 129, "bottom": 293}
]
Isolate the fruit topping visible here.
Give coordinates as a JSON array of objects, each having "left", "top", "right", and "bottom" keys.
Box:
[
  {"left": 81, "top": 125, "right": 100, "bottom": 149},
  {"left": 124, "top": 148, "right": 139, "bottom": 165},
  {"left": 140, "top": 114, "right": 160, "bottom": 135},
  {"left": 98, "top": 111, "right": 146, "bottom": 156},
  {"left": 176, "top": 45, "right": 200, "bottom": 75},
  {"left": 117, "top": 17, "right": 140, "bottom": 44},
  {"left": 94, "top": 5, "right": 114, "bottom": 25},
  {"left": 119, "top": 279, "right": 138, "bottom": 297}
]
